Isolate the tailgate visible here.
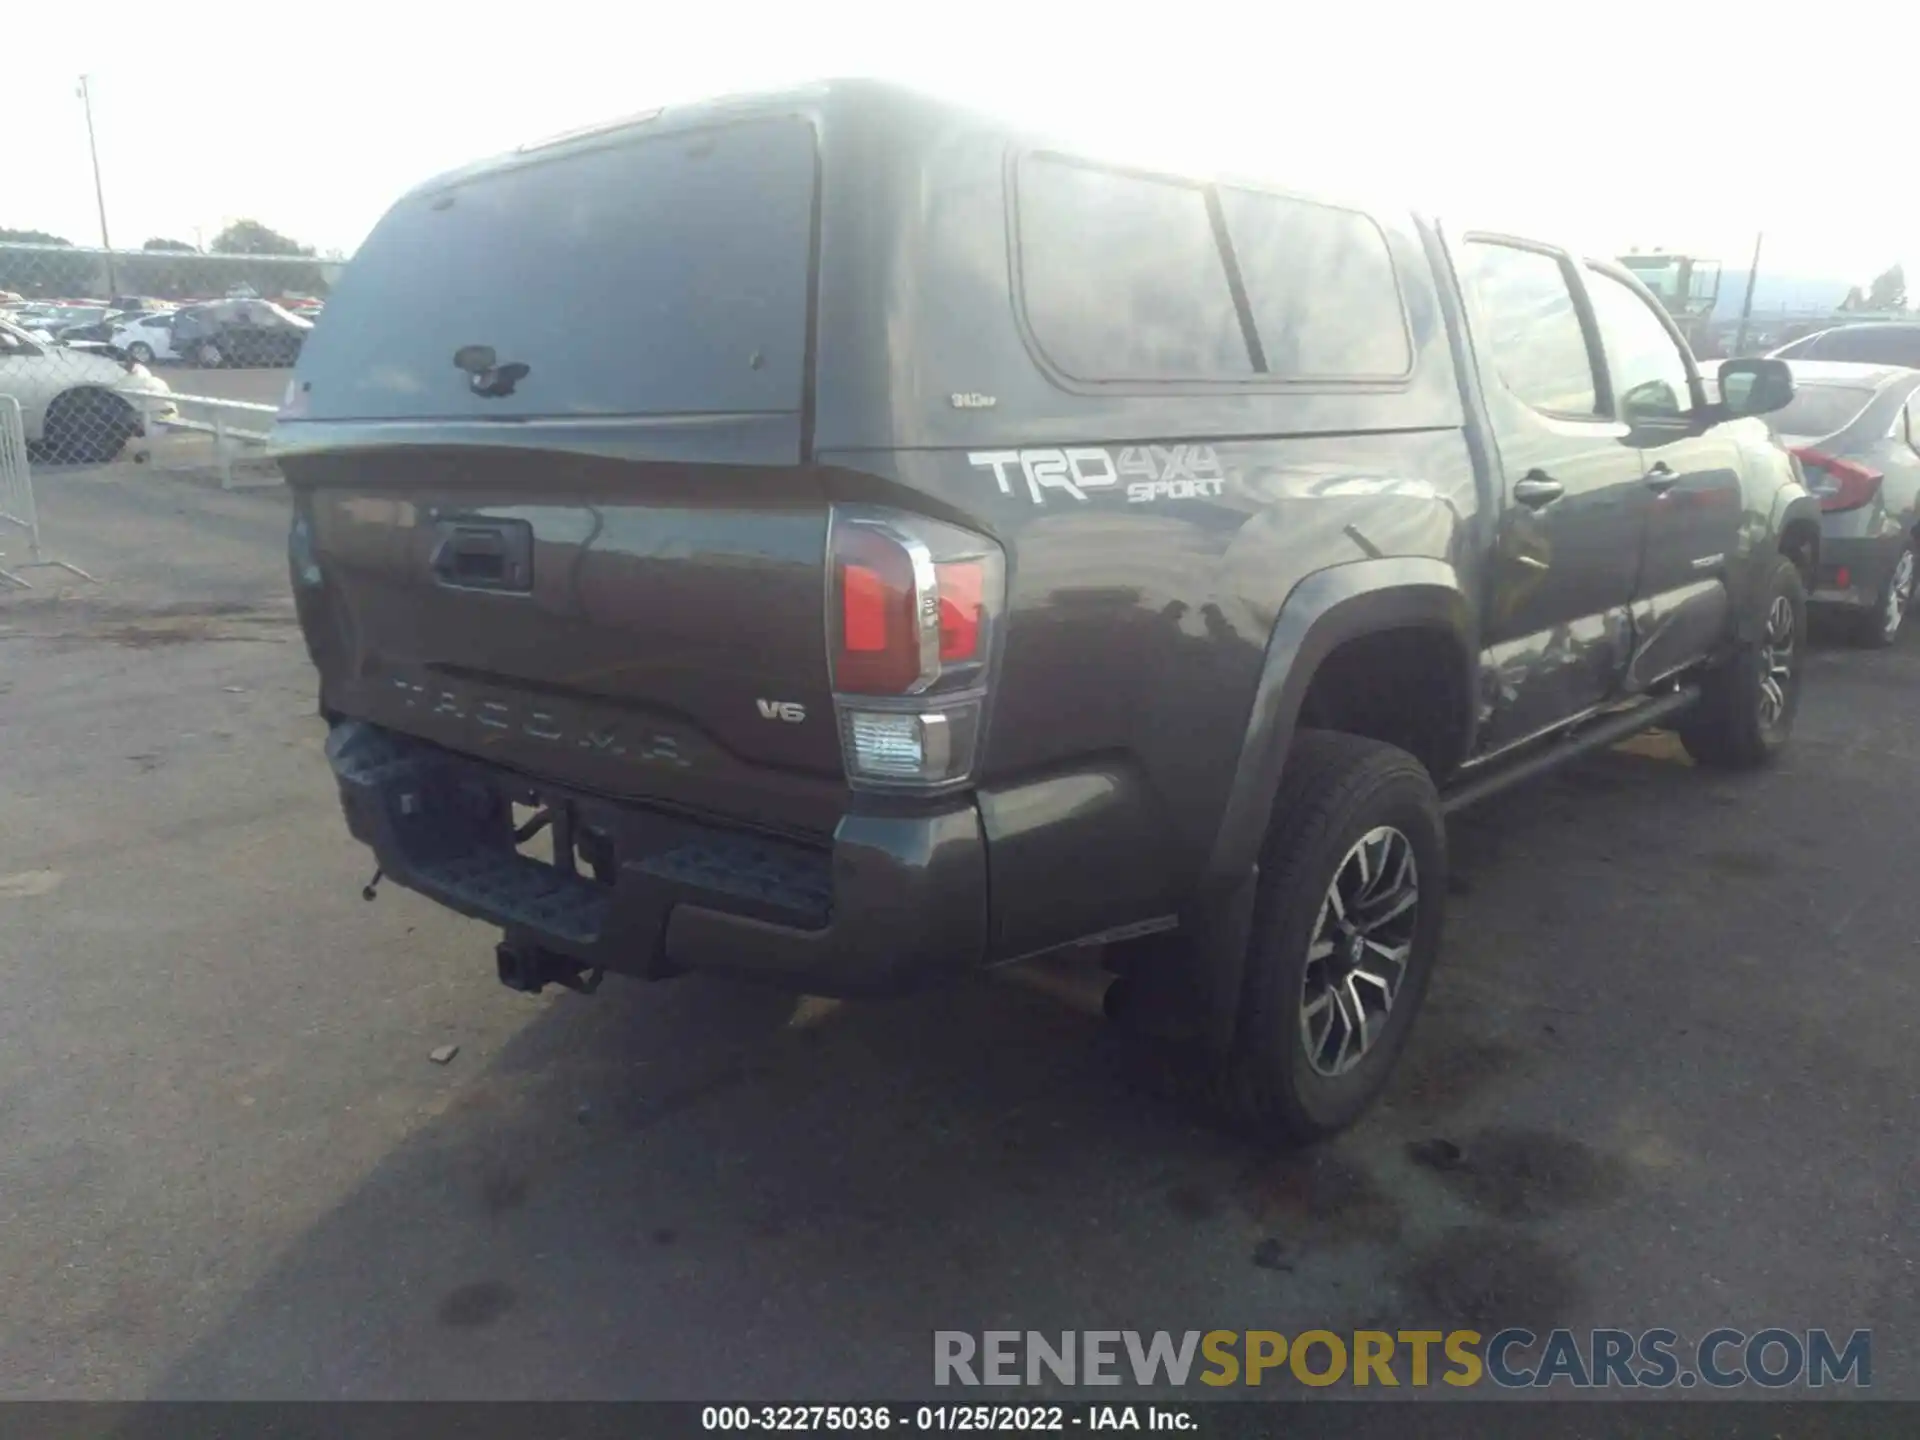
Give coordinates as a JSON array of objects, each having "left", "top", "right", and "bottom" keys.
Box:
[{"left": 292, "top": 445, "right": 845, "bottom": 836}]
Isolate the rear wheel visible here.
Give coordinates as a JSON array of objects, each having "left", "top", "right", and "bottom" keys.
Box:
[
  {"left": 197, "top": 340, "right": 225, "bottom": 368},
  {"left": 1220, "top": 731, "right": 1446, "bottom": 1144},
  {"left": 41, "top": 389, "right": 138, "bottom": 465},
  {"left": 1679, "top": 554, "right": 1805, "bottom": 768},
  {"left": 1855, "top": 543, "right": 1915, "bottom": 648},
  {"left": 126, "top": 341, "right": 155, "bottom": 365}
]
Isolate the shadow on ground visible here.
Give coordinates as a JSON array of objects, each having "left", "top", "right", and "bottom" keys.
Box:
[{"left": 144, "top": 657, "right": 1920, "bottom": 1399}]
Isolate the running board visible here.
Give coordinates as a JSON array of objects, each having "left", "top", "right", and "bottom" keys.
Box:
[{"left": 1440, "top": 685, "right": 1702, "bottom": 816}]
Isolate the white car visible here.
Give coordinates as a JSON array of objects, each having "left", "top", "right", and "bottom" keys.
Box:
[
  {"left": 7, "top": 307, "right": 65, "bottom": 342},
  {"left": 0, "top": 319, "right": 177, "bottom": 464},
  {"left": 110, "top": 311, "right": 180, "bottom": 365}
]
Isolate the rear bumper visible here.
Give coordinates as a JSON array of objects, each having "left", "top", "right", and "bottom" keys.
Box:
[
  {"left": 325, "top": 720, "right": 987, "bottom": 996},
  {"left": 1809, "top": 534, "right": 1901, "bottom": 609}
]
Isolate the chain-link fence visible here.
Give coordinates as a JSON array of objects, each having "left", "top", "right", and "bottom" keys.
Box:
[{"left": 0, "top": 242, "right": 341, "bottom": 472}]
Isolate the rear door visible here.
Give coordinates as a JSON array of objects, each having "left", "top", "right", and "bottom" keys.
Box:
[
  {"left": 1580, "top": 263, "right": 1745, "bottom": 688},
  {"left": 279, "top": 113, "right": 841, "bottom": 835},
  {"left": 144, "top": 313, "right": 178, "bottom": 358},
  {"left": 1454, "top": 236, "right": 1650, "bottom": 754}
]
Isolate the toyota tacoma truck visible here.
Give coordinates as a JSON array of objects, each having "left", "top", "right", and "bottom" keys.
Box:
[{"left": 276, "top": 81, "right": 1819, "bottom": 1141}]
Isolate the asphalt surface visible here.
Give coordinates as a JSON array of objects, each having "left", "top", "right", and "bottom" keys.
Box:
[{"left": 2, "top": 461, "right": 1916, "bottom": 1405}]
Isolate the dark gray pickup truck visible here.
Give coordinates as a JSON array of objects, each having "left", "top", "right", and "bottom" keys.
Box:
[{"left": 276, "top": 81, "right": 1819, "bottom": 1141}]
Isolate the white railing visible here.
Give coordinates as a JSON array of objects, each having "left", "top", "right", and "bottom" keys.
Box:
[
  {"left": 0, "top": 394, "right": 95, "bottom": 588},
  {"left": 159, "top": 392, "right": 281, "bottom": 490}
]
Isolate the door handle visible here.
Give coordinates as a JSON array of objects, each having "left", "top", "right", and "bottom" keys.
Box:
[
  {"left": 1511, "top": 472, "right": 1565, "bottom": 508},
  {"left": 1645, "top": 463, "right": 1680, "bottom": 494}
]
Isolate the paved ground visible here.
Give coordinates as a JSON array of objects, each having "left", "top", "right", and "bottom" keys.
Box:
[{"left": 2, "top": 461, "right": 1915, "bottom": 1404}]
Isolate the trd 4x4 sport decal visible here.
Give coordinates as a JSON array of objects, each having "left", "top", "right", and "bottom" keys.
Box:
[{"left": 968, "top": 446, "right": 1226, "bottom": 505}]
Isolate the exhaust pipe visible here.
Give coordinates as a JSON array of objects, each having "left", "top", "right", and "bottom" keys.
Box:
[{"left": 997, "top": 954, "right": 1126, "bottom": 1020}]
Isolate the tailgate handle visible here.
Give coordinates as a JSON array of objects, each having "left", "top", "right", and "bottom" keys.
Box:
[{"left": 430, "top": 520, "right": 533, "bottom": 592}]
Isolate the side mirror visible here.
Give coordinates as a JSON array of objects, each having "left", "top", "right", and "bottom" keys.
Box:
[{"left": 1718, "top": 357, "right": 1794, "bottom": 418}]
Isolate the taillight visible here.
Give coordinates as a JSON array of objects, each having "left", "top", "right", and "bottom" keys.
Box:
[
  {"left": 1792, "top": 448, "right": 1883, "bottom": 512},
  {"left": 828, "top": 507, "right": 1005, "bottom": 790},
  {"left": 937, "top": 562, "right": 985, "bottom": 662},
  {"left": 832, "top": 524, "right": 927, "bottom": 694}
]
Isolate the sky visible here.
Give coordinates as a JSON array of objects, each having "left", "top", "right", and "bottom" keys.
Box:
[{"left": 10, "top": 0, "right": 1913, "bottom": 292}]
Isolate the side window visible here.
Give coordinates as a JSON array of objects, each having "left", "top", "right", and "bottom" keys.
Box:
[
  {"left": 1017, "top": 156, "right": 1254, "bottom": 381},
  {"left": 1845, "top": 328, "right": 1920, "bottom": 366},
  {"left": 1216, "top": 189, "right": 1411, "bottom": 378},
  {"left": 1583, "top": 268, "right": 1693, "bottom": 422},
  {"left": 1458, "top": 240, "right": 1599, "bottom": 416}
]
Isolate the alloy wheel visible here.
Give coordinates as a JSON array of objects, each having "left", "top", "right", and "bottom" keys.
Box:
[
  {"left": 1299, "top": 826, "right": 1419, "bottom": 1077},
  {"left": 1885, "top": 549, "right": 1915, "bottom": 641},
  {"left": 1759, "top": 593, "right": 1796, "bottom": 728}
]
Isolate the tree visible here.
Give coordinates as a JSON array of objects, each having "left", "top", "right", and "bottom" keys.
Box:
[
  {"left": 142, "top": 237, "right": 198, "bottom": 252},
  {"left": 0, "top": 229, "right": 99, "bottom": 296},
  {"left": 1865, "top": 265, "right": 1908, "bottom": 312},
  {"left": 1841, "top": 286, "right": 1866, "bottom": 312},
  {"left": 210, "top": 219, "right": 314, "bottom": 257}
]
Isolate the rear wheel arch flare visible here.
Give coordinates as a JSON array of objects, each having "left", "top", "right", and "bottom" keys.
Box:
[
  {"left": 1295, "top": 624, "right": 1474, "bottom": 780},
  {"left": 1205, "top": 559, "right": 1472, "bottom": 885},
  {"left": 1780, "top": 516, "right": 1820, "bottom": 582}
]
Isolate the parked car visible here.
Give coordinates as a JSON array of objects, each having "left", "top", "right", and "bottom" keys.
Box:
[
  {"left": 1769, "top": 322, "right": 1920, "bottom": 368},
  {"left": 38, "top": 305, "right": 113, "bottom": 340},
  {"left": 9, "top": 304, "right": 76, "bottom": 340},
  {"left": 0, "top": 319, "right": 176, "bottom": 462},
  {"left": 60, "top": 307, "right": 159, "bottom": 347},
  {"left": 278, "top": 81, "right": 1818, "bottom": 1143},
  {"left": 109, "top": 310, "right": 181, "bottom": 365},
  {"left": 1757, "top": 362, "right": 1920, "bottom": 644},
  {"left": 173, "top": 300, "right": 312, "bottom": 367}
]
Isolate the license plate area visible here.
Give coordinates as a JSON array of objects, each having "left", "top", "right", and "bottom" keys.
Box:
[
  {"left": 510, "top": 796, "right": 618, "bottom": 885},
  {"left": 334, "top": 724, "right": 835, "bottom": 957}
]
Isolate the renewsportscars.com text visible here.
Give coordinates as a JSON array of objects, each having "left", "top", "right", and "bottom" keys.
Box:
[{"left": 933, "top": 1328, "right": 1871, "bottom": 1390}]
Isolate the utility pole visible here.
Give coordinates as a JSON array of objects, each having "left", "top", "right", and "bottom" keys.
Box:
[
  {"left": 76, "top": 75, "right": 118, "bottom": 297},
  {"left": 1732, "top": 231, "right": 1764, "bottom": 357}
]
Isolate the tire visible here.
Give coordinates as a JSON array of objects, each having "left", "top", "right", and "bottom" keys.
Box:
[
  {"left": 42, "top": 389, "right": 137, "bottom": 465},
  {"left": 1679, "top": 553, "right": 1806, "bottom": 768},
  {"left": 1853, "top": 543, "right": 1915, "bottom": 649},
  {"left": 198, "top": 340, "right": 225, "bottom": 368},
  {"left": 1219, "top": 730, "right": 1447, "bottom": 1144},
  {"left": 126, "top": 341, "right": 155, "bottom": 365}
]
